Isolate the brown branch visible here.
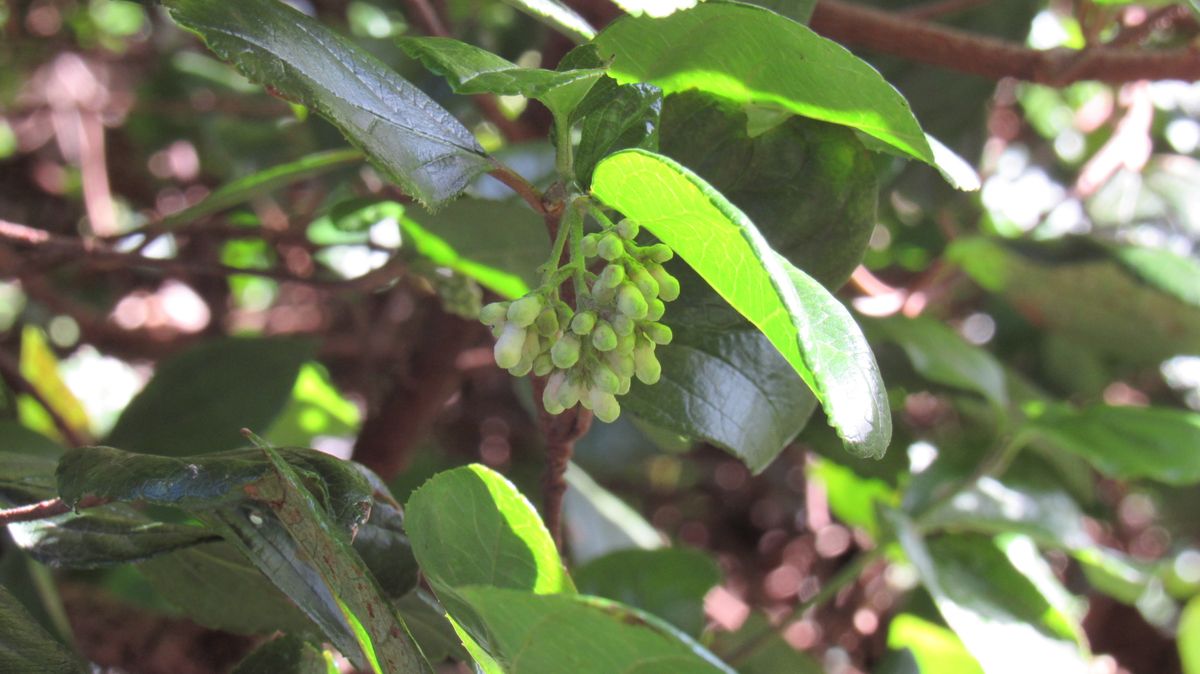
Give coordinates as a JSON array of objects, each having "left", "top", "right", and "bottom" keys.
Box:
[
  {"left": 899, "top": 0, "right": 992, "bottom": 21},
  {"left": 0, "top": 348, "right": 90, "bottom": 448},
  {"left": 488, "top": 166, "right": 548, "bottom": 215},
  {"left": 810, "top": 0, "right": 1200, "bottom": 86},
  {"left": 0, "top": 495, "right": 110, "bottom": 525}
]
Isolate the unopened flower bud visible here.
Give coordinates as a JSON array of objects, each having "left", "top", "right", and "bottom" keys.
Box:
[
  {"left": 570, "top": 311, "right": 597, "bottom": 335},
  {"left": 646, "top": 298, "right": 666, "bottom": 322},
  {"left": 616, "top": 219, "right": 640, "bottom": 240},
  {"left": 646, "top": 243, "right": 673, "bottom": 263},
  {"left": 634, "top": 342, "right": 661, "bottom": 385},
  {"left": 591, "top": 365, "right": 621, "bottom": 395},
  {"left": 550, "top": 334, "right": 581, "bottom": 369},
  {"left": 480, "top": 301, "right": 509, "bottom": 327},
  {"left": 591, "top": 320, "right": 618, "bottom": 351},
  {"left": 535, "top": 307, "right": 560, "bottom": 336},
  {"left": 507, "top": 295, "right": 543, "bottom": 327},
  {"left": 644, "top": 322, "right": 673, "bottom": 345},
  {"left": 589, "top": 389, "right": 621, "bottom": 423},
  {"left": 598, "top": 233, "right": 624, "bottom": 261},
  {"left": 493, "top": 323, "right": 526, "bottom": 369},
  {"left": 617, "top": 283, "right": 648, "bottom": 320}
]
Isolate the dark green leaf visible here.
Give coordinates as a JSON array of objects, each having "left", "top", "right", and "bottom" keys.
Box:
[
  {"left": 8, "top": 504, "right": 216, "bottom": 568},
  {"left": 0, "top": 420, "right": 62, "bottom": 457},
  {"left": 396, "top": 591, "right": 469, "bottom": 664},
  {"left": 659, "top": 91, "right": 878, "bottom": 289},
  {"left": 591, "top": 149, "right": 891, "bottom": 459},
  {"left": 449, "top": 587, "right": 734, "bottom": 673},
  {"left": 0, "top": 451, "right": 58, "bottom": 505},
  {"left": 574, "top": 548, "right": 719, "bottom": 636},
  {"left": 949, "top": 238, "right": 1200, "bottom": 363},
  {"left": 398, "top": 37, "right": 603, "bottom": 120},
  {"left": 159, "top": 149, "right": 363, "bottom": 231},
  {"left": 0, "top": 585, "right": 87, "bottom": 674},
  {"left": 0, "top": 547, "right": 74, "bottom": 648},
  {"left": 1107, "top": 243, "right": 1200, "bottom": 308},
  {"left": 139, "top": 542, "right": 318, "bottom": 635},
  {"left": 575, "top": 83, "right": 662, "bottom": 186},
  {"left": 890, "top": 513, "right": 1090, "bottom": 673},
  {"left": 231, "top": 635, "right": 337, "bottom": 674},
  {"left": 214, "top": 445, "right": 431, "bottom": 674},
  {"left": 593, "top": 2, "right": 933, "bottom": 163},
  {"left": 162, "top": 0, "right": 492, "bottom": 207},
  {"left": 1029, "top": 404, "right": 1200, "bottom": 485},
  {"left": 405, "top": 464, "right": 573, "bottom": 595},
  {"left": 869, "top": 316, "right": 1007, "bottom": 406},
  {"left": 352, "top": 497, "right": 419, "bottom": 599},
  {"left": 105, "top": 337, "right": 315, "bottom": 457}
]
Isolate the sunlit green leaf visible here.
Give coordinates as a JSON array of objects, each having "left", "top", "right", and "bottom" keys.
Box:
[
  {"left": 888, "top": 614, "right": 983, "bottom": 674},
  {"left": 1180, "top": 594, "right": 1200, "bottom": 674},
  {"left": 17, "top": 327, "right": 89, "bottom": 444}
]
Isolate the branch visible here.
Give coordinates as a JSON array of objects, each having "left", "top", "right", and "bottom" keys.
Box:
[
  {"left": 810, "top": 0, "right": 1200, "bottom": 86},
  {"left": 0, "top": 496, "right": 110, "bottom": 525}
]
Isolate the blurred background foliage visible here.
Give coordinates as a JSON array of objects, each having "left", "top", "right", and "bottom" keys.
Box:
[{"left": 1, "top": 0, "right": 1200, "bottom": 672}]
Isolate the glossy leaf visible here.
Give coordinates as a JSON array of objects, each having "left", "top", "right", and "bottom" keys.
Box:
[
  {"left": 891, "top": 513, "right": 1090, "bottom": 674},
  {"left": 659, "top": 91, "right": 878, "bottom": 289},
  {"left": 1029, "top": 404, "right": 1200, "bottom": 485},
  {"left": 450, "top": 587, "right": 734, "bottom": 673},
  {"left": 870, "top": 316, "right": 1007, "bottom": 406},
  {"left": 159, "top": 149, "right": 363, "bottom": 231},
  {"left": 105, "top": 337, "right": 315, "bottom": 457},
  {"left": 162, "top": 0, "right": 492, "bottom": 207},
  {"left": 563, "top": 462, "right": 663, "bottom": 565},
  {"left": 949, "top": 238, "right": 1200, "bottom": 363},
  {"left": 497, "top": 0, "right": 596, "bottom": 43},
  {"left": 0, "top": 585, "right": 87, "bottom": 674},
  {"left": 592, "top": 149, "right": 890, "bottom": 459},
  {"left": 574, "top": 548, "right": 720, "bottom": 636},
  {"left": 405, "top": 464, "right": 573, "bottom": 595},
  {"left": 399, "top": 37, "right": 603, "bottom": 119},
  {"left": 231, "top": 635, "right": 337, "bottom": 674},
  {"left": 593, "top": 2, "right": 933, "bottom": 163},
  {"left": 575, "top": 83, "right": 662, "bottom": 186},
  {"left": 213, "top": 445, "right": 431, "bottom": 674},
  {"left": 7, "top": 504, "right": 216, "bottom": 568}
]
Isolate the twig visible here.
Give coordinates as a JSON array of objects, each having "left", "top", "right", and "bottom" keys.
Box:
[
  {"left": 0, "top": 495, "right": 110, "bottom": 525},
  {"left": 899, "top": 0, "right": 993, "bottom": 21},
  {"left": 810, "top": 0, "right": 1200, "bottom": 85},
  {"left": 0, "top": 349, "right": 89, "bottom": 448},
  {"left": 488, "top": 166, "right": 548, "bottom": 215}
]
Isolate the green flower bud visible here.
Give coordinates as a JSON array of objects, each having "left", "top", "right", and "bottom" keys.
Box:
[
  {"left": 507, "top": 295, "right": 543, "bottom": 327},
  {"left": 634, "top": 342, "right": 661, "bottom": 385},
  {"left": 646, "top": 298, "right": 666, "bottom": 322},
  {"left": 535, "top": 307, "right": 560, "bottom": 336},
  {"left": 612, "top": 314, "right": 635, "bottom": 337},
  {"left": 570, "top": 311, "right": 597, "bottom": 335},
  {"left": 617, "top": 283, "right": 648, "bottom": 320},
  {"left": 550, "top": 334, "right": 581, "bottom": 369},
  {"left": 555, "top": 301, "right": 574, "bottom": 327},
  {"left": 598, "top": 263, "right": 626, "bottom": 290},
  {"left": 617, "top": 376, "right": 631, "bottom": 395},
  {"left": 591, "top": 365, "right": 621, "bottom": 394},
  {"left": 493, "top": 323, "right": 526, "bottom": 369},
  {"left": 589, "top": 390, "right": 621, "bottom": 423},
  {"left": 646, "top": 243, "right": 674, "bottom": 263},
  {"left": 605, "top": 350, "right": 635, "bottom": 379},
  {"left": 647, "top": 264, "right": 681, "bottom": 302},
  {"left": 630, "top": 266, "right": 659, "bottom": 300},
  {"left": 616, "top": 330, "right": 637, "bottom": 354},
  {"left": 522, "top": 329, "right": 542, "bottom": 362},
  {"left": 543, "top": 371, "right": 567, "bottom": 413},
  {"left": 591, "top": 320, "right": 618, "bottom": 351},
  {"left": 533, "top": 354, "right": 554, "bottom": 377},
  {"left": 644, "top": 322, "right": 673, "bottom": 345},
  {"left": 479, "top": 301, "right": 509, "bottom": 327},
  {"left": 508, "top": 356, "right": 533, "bottom": 377},
  {"left": 581, "top": 233, "right": 601, "bottom": 258},
  {"left": 598, "top": 233, "right": 624, "bottom": 261},
  {"left": 616, "top": 219, "right": 640, "bottom": 240},
  {"left": 558, "top": 375, "right": 582, "bottom": 409}
]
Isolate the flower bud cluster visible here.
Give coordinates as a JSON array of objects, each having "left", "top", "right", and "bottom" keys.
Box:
[{"left": 479, "top": 219, "right": 679, "bottom": 423}]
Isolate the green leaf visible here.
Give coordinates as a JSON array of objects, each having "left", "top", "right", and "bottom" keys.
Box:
[
  {"left": 105, "top": 337, "right": 315, "bottom": 457},
  {"left": 213, "top": 445, "right": 431, "bottom": 674},
  {"left": 887, "top": 614, "right": 983, "bottom": 674},
  {"left": 890, "top": 514, "right": 1091, "bottom": 674},
  {"left": 159, "top": 149, "right": 363, "bottom": 231},
  {"left": 266, "top": 363, "right": 361, "bottom": 448},
  {"left": 610, "top": 0, "right": 699, "bottom": 18},
  {"left": 659, "top": 91, "right": 878, "bottom": 289},
  {"left": 401, "top": 199, "right": 548, "bottom": 299},
  {"left": 563, "top": 462, "right": 663, "bottom": 565},
  {"left": 0, "top": 585, "right": 87, "bottom": 674},
  {"left": 620, "top": 321, "right": 819, "bottom": 471},
  {"left": 948, "top": 238, "right": 1200, "bottom": 363},
  {"left": 709, "top": 613, "right": 823, "bottom": 674},
  {"left": 574, "top": 548, "right": 720, "bottom": 636},
  {"left": 1107, "top": 243, "right": 1200, "bottom": 308},
  {"left": 870, "top": 316, "right": 1007, "bottom": 406},
  {"left": 352, "top": 496, "right": 419, "bottom": 599},
  {"left": 139, "top": 542, "right": 317, "bottom": 635},
  {"left": 496, "top": 0, "right": 596, "bottom": 42},
  {"left": 449, "top": 587, "right": 734, "bottom": 673},
  {"left": 396, "top": 591, "right": 469, "bottom": 664},
  {"left": 17, "top": 327, "right": 89, "bottom": 444},
  {"left": 918, "top": 477, "right": 1092, "bottom": 551},
  {"left": 0, "top": 420, "right": 61, "bottom": 457},
  {"left": 405, "top": 464, "right": 573, "bottom": 595},
  {"left": 574, "top": 83, "right": 662, "bottom": 186},
  {"left": 807, "top": 458, "right": 897, "bottom": 536},
  {"left": 398, "top": 37, "right": 603, "bottom": 120},
  {"left": 161, "top": 0, "right": 492, "bottom": 207},
  {"left": 0, "top": 451, "right": 59, "bottom": 504},
  {"left": 1029, "top": 404, "right": 1200, "bottom": 485},
  {"left": 592, "top": 2, "right": 933, "bottom": 163},
  {"left": 1181, "top": 595, "right": 1200, "bottom": 674},
  {"left": 592, "top": 149, "right": 890, "bottom": 459},
  {"left": 7, "top": 504, "right": 216, "bottom": 568},
  {"left": 232, "top": 635, "right": 337, "bottom": 674}
]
